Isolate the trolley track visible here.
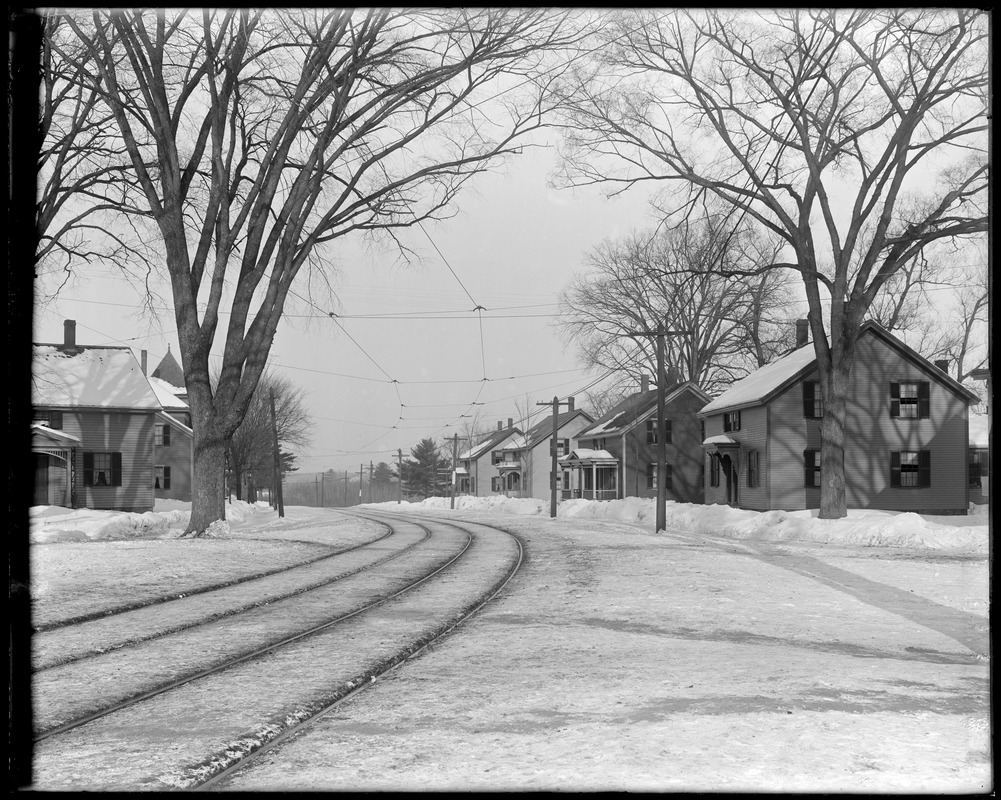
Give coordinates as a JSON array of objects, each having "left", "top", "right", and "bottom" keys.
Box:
[{"left": 29, "top": 511, "right": 525, "bottom": 792}]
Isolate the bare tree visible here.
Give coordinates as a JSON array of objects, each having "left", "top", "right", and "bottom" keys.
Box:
[
  {"left": 555, "top": 218, "right": 795, "bottom": 396},
  {"left": 555, "top": 9, "right": 988, "bottom": 517},
  {"left": 49, "top": 8, "right": 584, "bottom": 532},
  {"left": 36, "top": 13, "right": 160, "bottom": 301},
  {"left": 225, "top": 372, "right": 310, "bottom": 502}
]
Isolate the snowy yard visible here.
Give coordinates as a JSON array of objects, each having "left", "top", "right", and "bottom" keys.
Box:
[{"left": 23, "top": 496, "right": 991, "bottom": 792}]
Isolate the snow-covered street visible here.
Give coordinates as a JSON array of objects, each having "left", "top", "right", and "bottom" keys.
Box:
[{"left": 24, "top": 498, "right": 991, "bottom": 792}]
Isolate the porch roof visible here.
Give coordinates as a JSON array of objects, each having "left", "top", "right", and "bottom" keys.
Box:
[
  {"left": 559, "top": 448, "right": 618, "bottom": 467},
  {"left": 702, "top": 434, "right": 741, "bottom": 451},
  {"left": 31, "top": 423, "right": 81, "bottom": 448}
]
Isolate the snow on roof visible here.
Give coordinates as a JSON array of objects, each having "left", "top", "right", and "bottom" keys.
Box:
[
  {"left": 31, "top": 423, "right": 81, "bottom": 445},
  {"left": 560, "top": 448, "right": 618, "bottom": 464},
  {"left": 148, "top": 376, "right": 188, "bottom": 410},
  {"left": 702, "top": 434, "right": 740, "bottom": 447},
  {"left": 32, "top": 345, "right": 162, "bottom": 410},
  {"left": 700, "top": 345, "right": 816, "bottom": 415},
  {"left": 969, "top": 413, "right": 989, "bottom": 448},
  {"left": 502, "top": 435, "right": 529, "bottom": 450},
  {"left": 461, "top": 427, "right": 521, "bottom": 461}
]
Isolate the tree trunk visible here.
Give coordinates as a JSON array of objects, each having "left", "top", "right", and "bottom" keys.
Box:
[
  {"left": 185, "top": 409, "right": 228, "bottom": 535},
  {"left": 818, "top": 346, "right": 853, "bottom": 519}
]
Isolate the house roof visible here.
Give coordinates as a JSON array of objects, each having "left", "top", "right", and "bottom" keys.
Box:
[
  {"left": 151, "top": 346, "right": 185, "bottom": 388},
  {"left": 576, "top": 381, "right": 710, "bottom": 439},
  {"left": 32, "top": 345, "right": 162, "bottom": 410},
  {"left": 504, "top": 410, "right": 588, "bottom": 454},
  {"left": 148, "top": 376, "right": 189, "bottom": 410},
  {"left": 459, "top": 426, "right": 522, "bottom": 461},
  {"left": 699, "top": 321, "right": 981, "bottom": 416},
  {"left": 156, "top": 410, "right": 193, "bottom": 436}
]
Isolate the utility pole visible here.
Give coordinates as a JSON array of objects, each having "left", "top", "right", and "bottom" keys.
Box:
[
  {"left": 359, "top": 464, "right": 364, "bottom": 505},
  {"left": 344, "top": 470, "right": 349, "bottom": 507},
  {"left": 269, "top": 389, "right": 284, "bottom": 517},
  {"left": 537, "top": 396, "right": 573, "bottom": 518},
  {"left": 397, "top": 449, "right": 403, "bottom": 504},
  {"left": 369, "top": 461, "right": 374, "bottom": 504},
  {"left": 451, "top": 433, "right": 459, "bottom": 509},
  {"left": 628, "top": 321, "right": 688, "bottom": 533}
]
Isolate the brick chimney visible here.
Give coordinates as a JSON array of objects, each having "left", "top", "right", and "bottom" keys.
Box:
[
  {"left": 934, "top": 359, "right": 949, "bottom": 375},
  {"left": 497, "top": 421, "right": 503, "bottom": 431},
  {"left": 796, "top": 319, "right": 809, "bottom": 348},
  {"left": 508, "top": 418, "right": 513, "bottom": 429},
  {"left": 567, "top": 396, "right": 574, "bottom": 412},
  {"left": 63, "top": 319, "right": 77, "bottom": 348},
  {"left": 640, "top": 375, "right": 649, "bottom": 393},
  {"left": 141, "top": 350, "right": 148, "bottom": 375}
]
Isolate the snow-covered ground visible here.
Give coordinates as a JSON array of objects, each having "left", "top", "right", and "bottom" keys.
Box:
[
  {"left": 24, "top": 497, "right": 991, "bottom": 792},
  {"left": 28, "top": 495, "right": 990, "bottom": 552}
]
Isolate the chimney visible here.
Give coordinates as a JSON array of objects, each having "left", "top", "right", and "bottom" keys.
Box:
[
  {"left": 567, "top": 396, "right": 575, "bottom": 412},
  {"left": 796, "top": 319, "right": 809, "bottom": 348},
  {"left": 141, "top": 350, "right": 148, "bottom": 376},
  {"left": 508, "top": 418, "right": 513, "bottom": 429},
  {"left": 64, "top": 319, "right": 77, "bottom": 348},
  {"left": 934, "top": 359, "right": 949, "bottom": 375},
  {"left": 497, "top": 421, "right": 503, "bottom": 431},
  {"left": 640, "top": 375, "right": 649, "bottom": 393}
]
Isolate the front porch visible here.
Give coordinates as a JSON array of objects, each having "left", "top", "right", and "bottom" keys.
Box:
[
  {"left": 559, "top": 448, "right": 619, "bottom": 502},
  {"left": 31, "top": 424, "right": 79, "bottom": 507}
]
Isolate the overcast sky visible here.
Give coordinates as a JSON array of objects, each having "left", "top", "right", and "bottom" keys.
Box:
[{"left": 35, "top": 137, "right": 757, "bottom": 475}]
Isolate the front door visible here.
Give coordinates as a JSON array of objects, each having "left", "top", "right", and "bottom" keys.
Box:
[{"left": 721, "top": 453, "right": 738, "bottom": 506}]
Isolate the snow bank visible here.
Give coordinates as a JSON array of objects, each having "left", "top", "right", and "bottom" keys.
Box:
[
  {"left": 28, "top": 495, "right": 988, "bottom": 553},
  {"left": 28, "top": 499, "right": 271, "bottom": 544},
  {"left": 371, "top": 496, "right": 989, "bottom": 553}
]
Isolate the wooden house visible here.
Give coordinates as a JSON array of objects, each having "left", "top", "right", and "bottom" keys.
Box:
[
  {"left": 561, "top": 381, "right": 710, "bottom": 503},
  {"left": 147, "top": 376, "right": 194, "bottom": 503},
  {"left": 493, "top": 400, "right": 594, "bottom": 499},
  {"left": 698, "top": 320, "right": 980, "bottom": 514},
  {"left": 31, "top": 320, "right": 162, "bottom": 512},
  {"left": 456, "top": 420, "right": 522, "bottom": 496}
]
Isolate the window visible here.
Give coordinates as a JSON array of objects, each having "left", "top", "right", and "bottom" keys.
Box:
[
  {"left": 665, "top": 420, "right": 673, "bottom": 444},
  {"left": 891, "top": 451, "right": 930, "bottom": 488},
  {"left": 970, "top": 450, "right": 987, "bottom": 487},
  {"left": 491, "top": 476, "right": 502, "bottom": 492},
  {"left": 890, "top": 381, "right": 930, "bottom": 419},
  {"left": 589, "top": 438, "right": 606, "bottom": 451},
  {"left": 155, "top": 465, "right": 171, "bottom": 490},
  {"left": 802, "top": 381, "right": 823, "bottom": 418},
  {"left": 803, "top": 450, "right": 821, "bottom": 488},
  {"left": 709, "top": 454, "right": 720, "bottom": 487},
  {"left": 724, "top": 411, "right": 741, "bottom": 432},
  {"left": 492, "top": 451, "right": 503, "bottom": 465},
  {"left": 154, "top": 424, "right": 171, "bottom": 447},
  {"left": 646, "top": 419, "right": 658, "bottom": 444},
  {"left": 551, "top": 438, "right": 570, "bottom": 457},
  {"left": 747, "top": 450, "right": 760, "bottom": 488},
  {"left": 646, "top": 463, "right": 673, "bottom": 491},
  {"left": 84, "top": 452, "right": 122, "bottom": 487}
]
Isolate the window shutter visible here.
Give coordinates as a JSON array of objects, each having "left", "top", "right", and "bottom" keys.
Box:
[
  {"left": 111, "top": 452, "right": 123, "bottom": 486},
  {"left": 890, "top": 451, "right": 901, "bottom": 487},
  {"left": 665, "top": 420, "right": 673, "bottom": 443},
  {"left": 918, "top": 450, "right": 931, "bottom": 487},
  {"left": 163, "top": 424, "right": 171, "bottom": 446},
  {"left": 803, "top": 381, "right": 814, "bottom": 417},
  {"left": 665, "top": 464, "right": 673, "bottom": 491},
  {"left": 889, "top": 382, "right": 900, "bottom": 417},
  {"left": 918, "top": 382, "right": 930, "bottom": 418},
  {"left": 49, "top": 410, "right": 63, "bottom": 429},
  {"left": 803, "top": 450, "right": 815, "bottom": 487},
  {"left": 83, "top": 452, "right": 94, "bottom": 486},
  {"left": 164, "top": 466, "right": 171, "bottom": 490}
]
